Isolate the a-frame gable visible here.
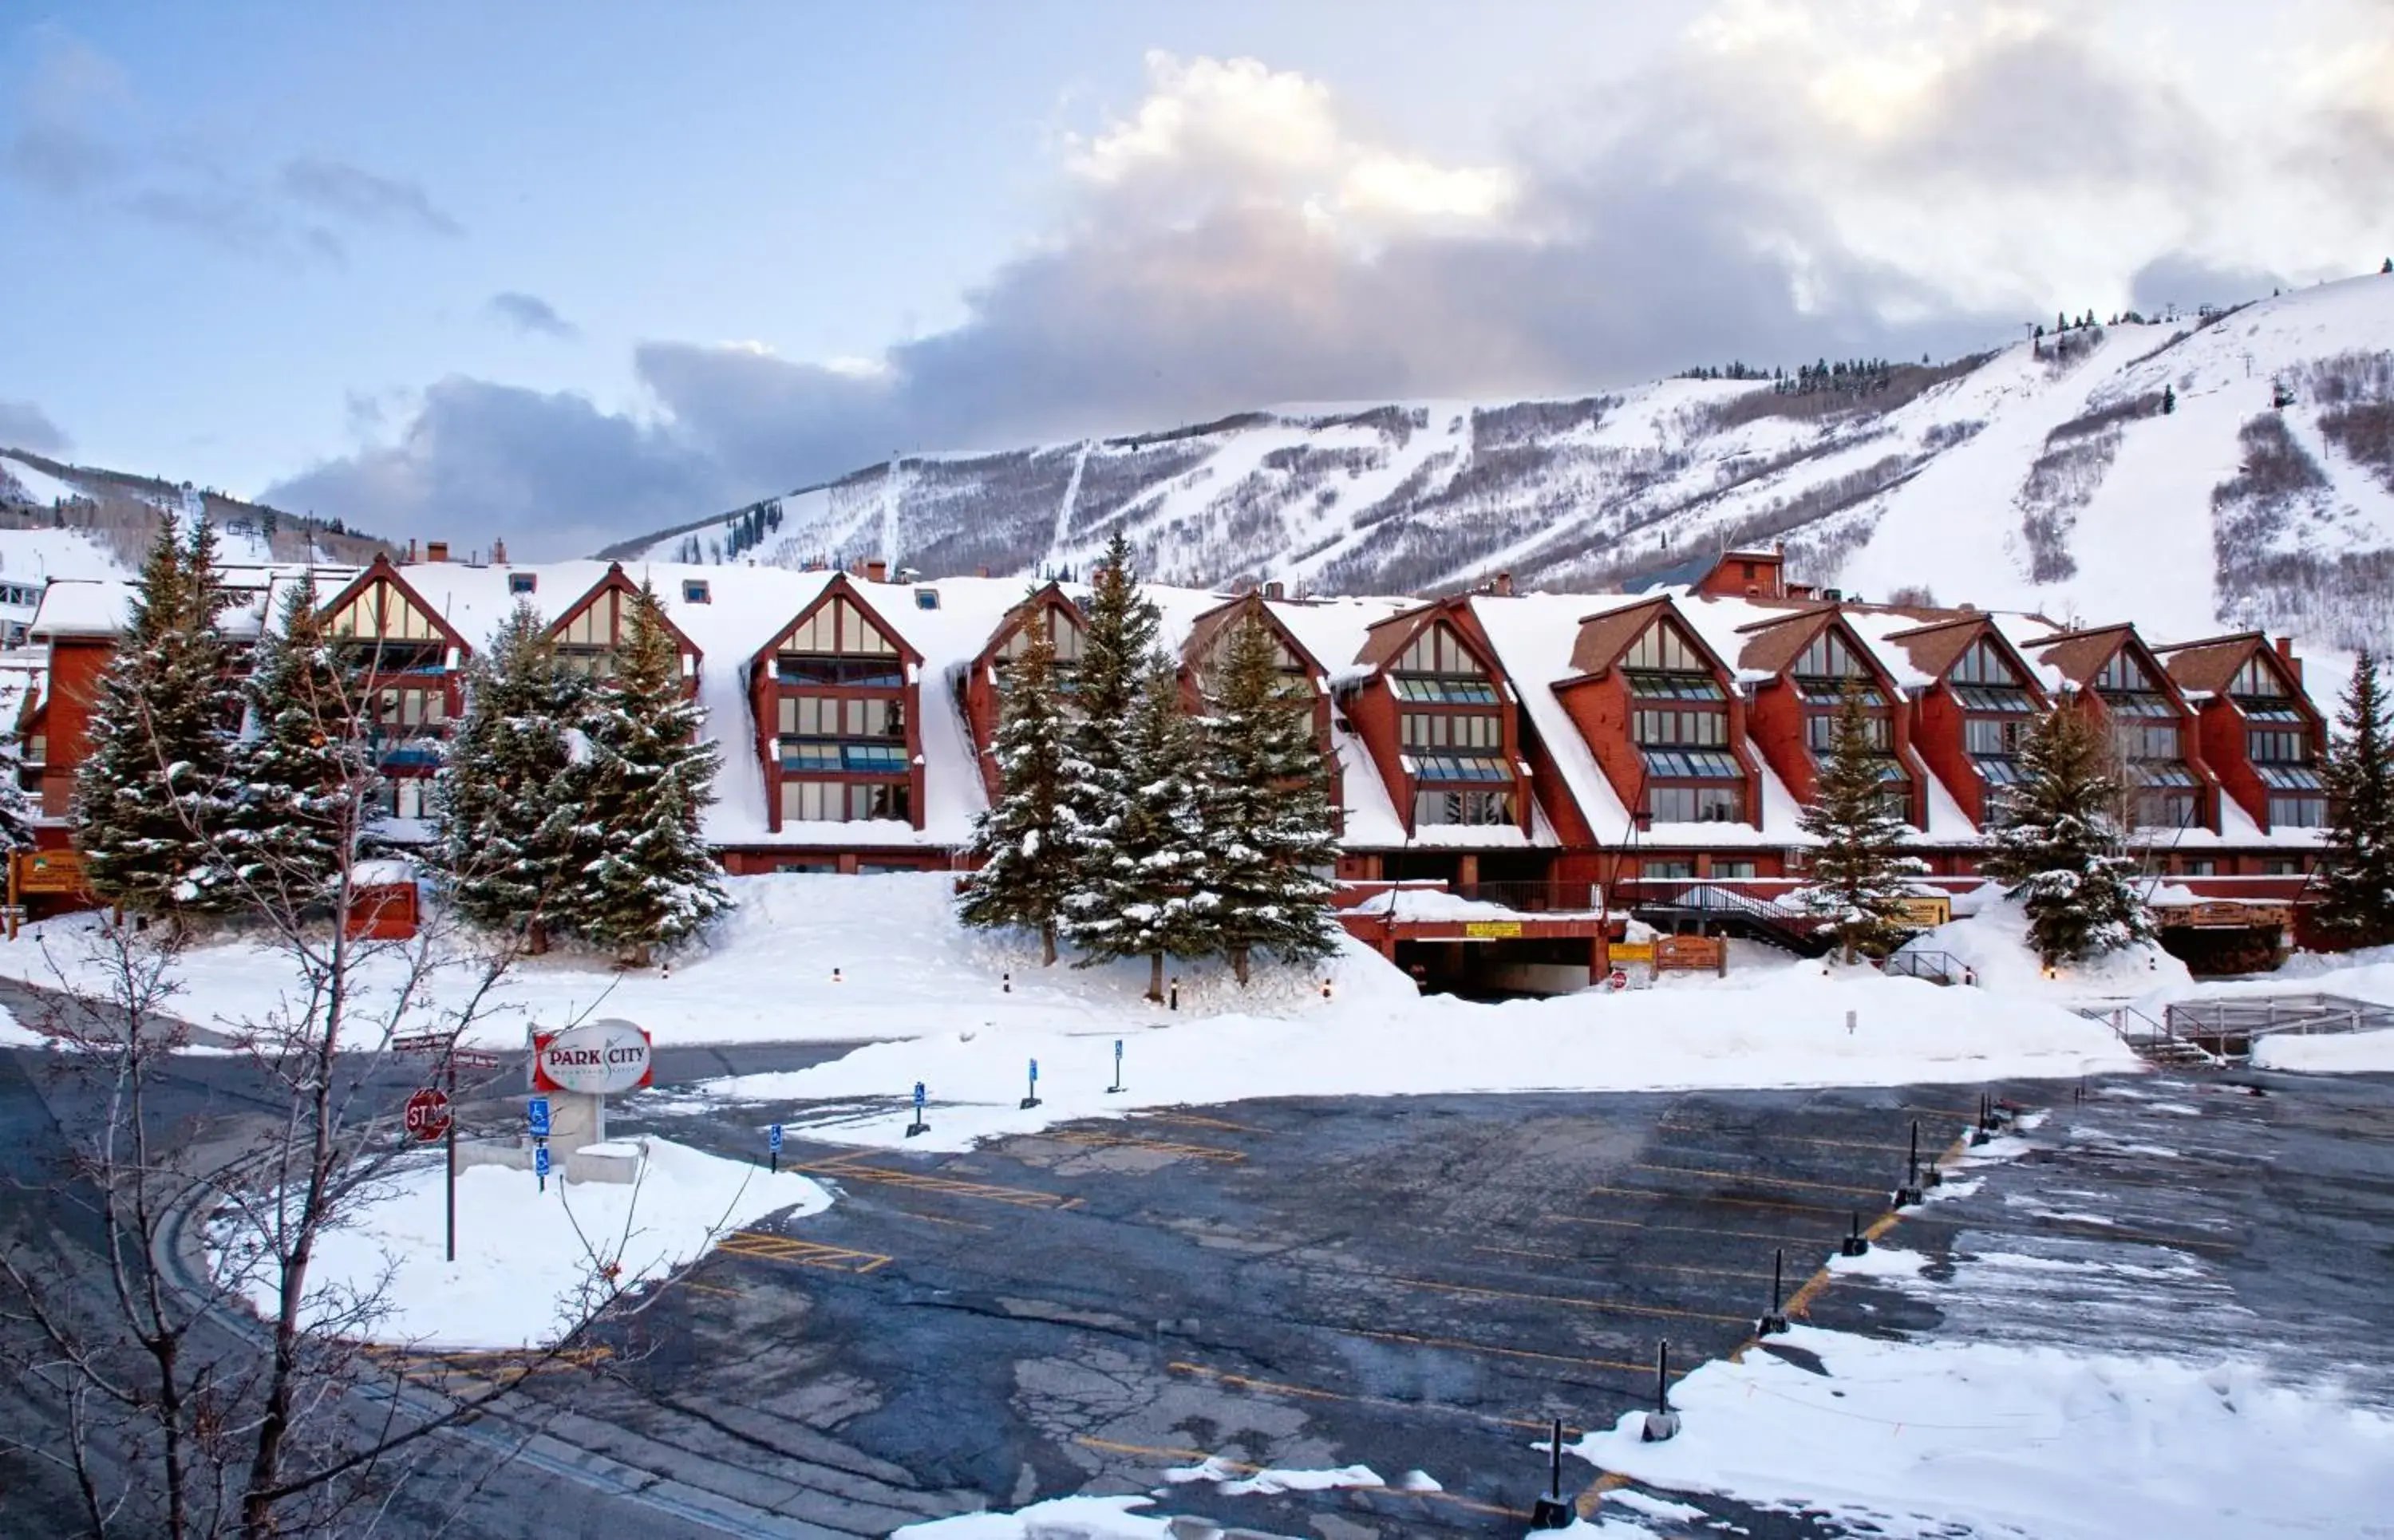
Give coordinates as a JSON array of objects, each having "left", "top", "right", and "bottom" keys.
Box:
[
  {"left": 1184, "top": 590, "right": 1329, "bottom": 687},
  {"left": 318, "top": 556, "right": 470, "bottom": 657},
  {"left": 978, "top": 581, "right": 1085, "bottom": 673},
  {"left": 549, "top": 562, "right": 705, "bottom": 669},
  {"left": 756, "top": 573, "right": 924, "bottom": 671}
]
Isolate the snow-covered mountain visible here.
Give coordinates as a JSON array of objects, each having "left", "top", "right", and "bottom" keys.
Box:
[
  {"left": 610, "top": 271, "right": 2394, "bottom": 653},
  {"left": 0, "top": 449, "right": 396, "bottom": 580}
]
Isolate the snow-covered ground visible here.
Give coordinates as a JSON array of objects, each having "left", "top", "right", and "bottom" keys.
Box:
[
  {"left": 665, "top": 954, "right": 2135, "bottom": 1151},
  {"left": 1894, "top": 894, "right": 2192, "bottom": 1000},
  {"left": 2252, "top": 1026, "right": 2394, "bottom": 1073},
  {"left": 1575, "top": 1321, "right": 2394, "bottom": 1539},
  {"left": 2, "top": 878, "right": 2137, "bottom": 1110},
  {"left": 209, "top": 1137, "right": 830, "bottom": 1348}
]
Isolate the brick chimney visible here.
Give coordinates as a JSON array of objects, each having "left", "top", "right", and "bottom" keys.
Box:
[
  {"left": 492, "top": 537, "right": 508, "bottom": 564},
  {"left": 1491, "top": 571, "right": 1515, "bottom": 597},
  {"left": 865, "top": 559, "right": 888, "bottom": 582},
  {"left": 2274, "top": 635, "right": 2302, "bottom": 685},
  {"left": 1264, "top": 580, "right": 1285, "bottom": 600},
  {"left": 405, "top": 538, "right": 418, "bottom": 563},
  {"left": 425, "top": 539, "right": 449, "bottom": 563}
]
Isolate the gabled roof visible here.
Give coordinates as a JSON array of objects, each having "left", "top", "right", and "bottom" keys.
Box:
[
  {"left": 1729, "top": 603, "right": 1846, "bottom": 678},
  {"left": 1182, "top": 589, "right": 1331, "bottom": 682},
  {"left": 2025, "top": 622, "right": 2138, "bottom": 689},
  {"left": 549, "top": 561, "right": 705, "bottom": 664},
  {"left": 316, "top": 554, "right": 472, "bottom": 654},
  {"left": 1355, "top": 595, "right": 1494, "bottom": 673},
  {"left": 1881, "top": 612, "right": 2041, "bottom": 693},
  {"left": 2152, "top": 631, "right": 2277, "bottom": 697},
  {"left": 973, "top": 581, "right": 1083, "bottom": 669},
  {"left": 753, "top": 571, "right": 925, "bottom": 666},
  {"left": 1564, "top": 595, "right": 1731, "bottom": 680}
]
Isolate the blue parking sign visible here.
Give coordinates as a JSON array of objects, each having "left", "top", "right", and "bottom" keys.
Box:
[
  {"left": 913, "top": 1081, "right": 926, "bottom": 1108},
  {"left": 527, "top": 1097, "right": 551, "bottom": 1138},
  {"left": 534, "top": 1143, "right": 551, "bottom": 1178},
  {"left": 768, "top": 1123, "right": 784, "bottom": 1151}
]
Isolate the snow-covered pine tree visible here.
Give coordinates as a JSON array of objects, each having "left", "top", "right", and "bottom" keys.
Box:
[
  {"left": 433, "top": 599, "right": 587, "bottom": 948},
  {"left": 567, "top": 582, "right": 727, "bottom": 965},
  {"left": 1981, "top": 701, "right": 2155, "bottom": 966},
  {"left": 2313, "top": 651, "right": 2394, "bottom": 947},
  {"left": 1061, "top": 531, "right": 1160, "bottom": 953},
  {"left": 0, "top": 736, "right": 36, "bottom": 854},
  {"left": 218, "top": 571, "right": 367, "bottom": 906},
  {"left": 958, "top": 612, "right": 1077, "bottom": 965},
  {"left": 1792, "top": 681, "right": 1928, "bottom": 962},
  {"left": 73, "top": 512, "right": 241, "bottom": 921},
  {"left": 1066, "top": 653, "right": 1213, "bottom": 1000},
  {"left": 1202, "top": 608, "right": 1339, "bottom": 984}
]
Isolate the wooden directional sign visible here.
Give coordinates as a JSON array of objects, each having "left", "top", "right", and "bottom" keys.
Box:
[
  {"left": 452, "top": 1048, "right": 501, "bottom": 1072},
  {"left": 403, "top": 1088, "right": 452, "bottom": 1143}
]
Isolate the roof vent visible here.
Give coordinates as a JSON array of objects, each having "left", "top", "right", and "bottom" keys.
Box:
[{"left": 1823, "top": 587, "right": 1843, "bottom": 602}]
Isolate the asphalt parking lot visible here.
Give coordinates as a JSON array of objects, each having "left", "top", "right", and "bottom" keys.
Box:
[{"left": 492, "top": 1073, "right": 2145, "bottom": 1538}]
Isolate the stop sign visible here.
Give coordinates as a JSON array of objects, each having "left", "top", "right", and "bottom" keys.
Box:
[
  {"left": 404, "top": 1088, "right": 451, "bottom": 1142},
  {"left": 1608, "top": 969, "right": 1630, "bottom": 993}
]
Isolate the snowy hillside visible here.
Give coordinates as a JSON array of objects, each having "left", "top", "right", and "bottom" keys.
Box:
[
  {"left": 0, "top": 448, "right": 393, "bottom": 578},
  {"left": 612, "top": 271, "right": 2394, "bottom": 652}
]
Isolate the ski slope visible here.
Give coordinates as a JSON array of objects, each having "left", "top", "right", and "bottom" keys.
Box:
[{"left": 620, "top": 271, "right": 2394, "bottom": 655}]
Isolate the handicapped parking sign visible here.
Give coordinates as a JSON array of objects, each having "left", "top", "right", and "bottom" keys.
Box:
[
  {"left": 913, "top": 1081, "right": 926, "bottom": 1109},
  {"left": 527, "top": 1096, "right": 551, "bottom": 1138},
  {"left": 768, "top": 1123, "right": 784, "bottom": 1152}
]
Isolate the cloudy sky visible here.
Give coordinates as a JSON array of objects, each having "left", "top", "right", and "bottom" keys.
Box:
[{"left": 3, "top": 1, "right": 2389, "bottom": 557}]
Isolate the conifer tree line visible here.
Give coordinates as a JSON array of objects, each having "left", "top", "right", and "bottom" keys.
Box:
[
  {"left": 69, "top": 514, "right": 725, "bottom": 964},
  {"left": 959, "top": 531, "right": 1339, "bottom": 996}
]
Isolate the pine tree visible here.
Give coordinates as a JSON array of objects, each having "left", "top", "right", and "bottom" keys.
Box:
[
  {"left": 1061, "top": 531, "right": 1161, "bottom": 954},
  {"left": 2313, "top": 652, "right": 2394, "bottom": 947},
  {"left": 1981, "top": 703, "right": 2155, "bottom": 966},
  {"left": 73, "top": 513, "right": 241, "bottom": 921},
  {"left": 1065, "top": 654, "right": 1212, "bottom": 1000},
  {"left": 568, "top": 582, "right": 728, "bottom": 965},
  {"left": 958, "top": 613, "right": 1077, "bottom": 965},
  {"left": 433, "top": 599, "right": 587, "bottom": 947},
  {"left": 219, "top": 572, "right": 366, "bottom": 905},
  {"left": 0, "top": 737, "right": 36, "bottom": 854},
  {"left": 1793, "top": 682, "right": 1928, "bottom": 962},
  {"left": 1202, "top": 610, "right": 1340, "bottom": 984}
]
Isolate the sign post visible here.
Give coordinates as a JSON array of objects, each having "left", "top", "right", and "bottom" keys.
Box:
[
  {"left": 906, "top": 1081, "right": 928, "bottom": 1139},
  {"left": 768, "top": 1122, "right": 784, "bottom": 1174},
  {"left": 1020, "top": 1057, "right": 1041, "bottom": 1111},
  {"left": 1107, "top": 1039, "right": 1124, "bottom": 1096}
]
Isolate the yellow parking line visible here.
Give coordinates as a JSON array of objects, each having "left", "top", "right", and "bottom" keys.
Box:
[
  {"left": 1389, "top": 1274, "right": 1750, "bottom": 1326},
  {"left": 1167, "top": 1361, "right": 1566, "bottom": 1435},
  {"left": 1632, "top": 1163, "right": 1893, "bottom": 1198},
  {"left": 715, "top": 1231, "right": 894, "bottom": 1273},
  {"left": 1037, "top": 1128, "right": 1246, "bottom": 1162},
  {"left": 1587, "top": 1183, "right": 1855, "bottom": 1219},
  {"left": 1337, "top": 1325, "right": 1691, "bottom": 1380}
]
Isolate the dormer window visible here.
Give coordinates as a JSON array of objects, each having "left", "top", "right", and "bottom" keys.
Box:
[
  {"left": 1392, "top": 622, "right": 1497, "bottom": 702},
  {"left": 683, "top": 580, "right": 711, "bottom": 605},
  {"left": 509, "top": 573, "right": 537, "bottom": 595}
]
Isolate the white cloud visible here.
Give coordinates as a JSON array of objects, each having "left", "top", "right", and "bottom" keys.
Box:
[{"left": 1063, "top": 51, "right": 1519, "bottom": 243}]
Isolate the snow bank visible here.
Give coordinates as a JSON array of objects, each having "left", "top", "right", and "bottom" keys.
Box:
[
  {"left": 676, "top": 966, "right": 2135, "bottom": 1151},
  {"left": 1896, "top": 894, "right": 2189, "bottom": 999},
  {"left": 892, "top": 1495, "right": 1261, "bottom": 1538},
  {"left": 212, "top": 1138, "right": 830, "bottom": 1348},
  {"left": 0, "top": 875, "right": 1411, "bottom": 1051},
  {"left": 1574, "top": 1325, "right": 2394, "bottom": 1540},
  {"left": 2251, "top": 1027, "right": 2394, "bottom": 1074}
]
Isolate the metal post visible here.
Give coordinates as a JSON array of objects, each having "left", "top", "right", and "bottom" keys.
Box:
[
  {"left": 1548, "top": 1417, "right": 1562, "bottom": 1499},
  {"left": 444, "top": 1050, "right": 457, "bottom": 1264}
]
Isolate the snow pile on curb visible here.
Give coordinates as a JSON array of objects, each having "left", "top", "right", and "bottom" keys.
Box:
[
  {"left": 1896, "top": 894, "right": 2190, "bottom": 999},
  {"left": 2251, "top": 1027, "right": 2394, "bottom": 1074},
  {"left": 0, "top": 874, "right": 1409, "bottom": 1050},
  {"left": 673, "top": 968, "right": 2137, "bottom": 1151},
  {"left": 1574, "top": 1325, "right": 2394, "bottom": 1540},
  {"left": 212, "top": 1138, "right": 831, "bottom": 1348}
]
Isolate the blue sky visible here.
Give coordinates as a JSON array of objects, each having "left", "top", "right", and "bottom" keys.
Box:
[{"left": 4, "top": 2, "right": 2390, "bottom": 556}]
